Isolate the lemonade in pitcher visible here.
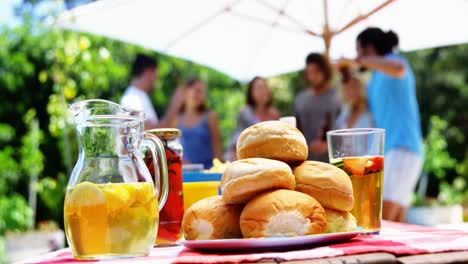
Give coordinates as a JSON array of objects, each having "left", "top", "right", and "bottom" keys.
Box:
[
  {"left": 66, "top": 99, "right": 169, "bottom": 259},
  {"left": 64, "top": 182, "right": 158, "bottom": 258}
]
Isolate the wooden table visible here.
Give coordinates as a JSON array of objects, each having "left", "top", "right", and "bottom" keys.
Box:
[
  {"left": 23, "top": 248, "right": 468, "bottom": 264},
  {"left": 245, "top": 251, "right": 468, "bottom": 264}
]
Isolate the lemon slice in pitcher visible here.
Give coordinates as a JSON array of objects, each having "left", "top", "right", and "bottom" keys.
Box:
[
  {"left": 102, "top": 183, "right": 134, "bottom": 215},
  {"left": 66, "top": 182, "right": 105, "bottom": 208},
  {"left": 133, "top": 182, "right": 155, "bottom": 205}
]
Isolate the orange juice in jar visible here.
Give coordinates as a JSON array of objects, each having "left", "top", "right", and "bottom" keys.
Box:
[{"left": 64, "top": 182, "right": 159, "bottom": 259}]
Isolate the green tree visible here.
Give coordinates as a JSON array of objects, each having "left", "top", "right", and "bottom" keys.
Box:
[
  {"left": 0, "top": 21, "right": 243, "bottom": 228},
  {"left": 405, "top": 46, "right": 468, "bottom": 198}
]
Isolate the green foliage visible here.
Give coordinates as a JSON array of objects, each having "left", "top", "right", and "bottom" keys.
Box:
[
  {"left": 208, "top": 86, "right": 244, "bottom": 147},
  {"left": 0, "top": 21, "right": 244, "bottom": 227},
  {"left": 410, "top": 193, "right": 439, "bottom": 207},
  {"left": 36, "top": 174, "right": 67, "bottom": 221},
  {"left": 0, "top": 146, "right": 20, "bottom": 196},
  {"left": 20, "top": 109, "right": 44, "bottom": 178},
  {"left": 438, "top": 178, "right": 467, "bottom": 206},
  {"left": 80, "top": 127, "right": 116, "bottom": 158},
  {"left": 0, "top": 110, "right": 44, "bottom": 234},
  {"left": 0, "top": 194, "right": 32, "bottom": 236},
  {"left": 423, "top": 116, "right": 457, "bottom": 179},
  {"left": 0, "top": 122, "right": 27, "bottom": 241},
  {"left": 267, "top": 71, "right": 306, "bottom": 116},
  {"left": 0, "top": 124, "right": 15, "bottom": 143},
  {"left": 405, "top": 47, "right": 468, "bottom": 162},
  {"left": 405, "top": 46, "right": 468, "bottom": 203}
]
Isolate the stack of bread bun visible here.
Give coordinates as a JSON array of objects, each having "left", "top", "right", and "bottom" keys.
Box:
[{"left": 182, "top": 121, "right": 357, "bottom": 240}]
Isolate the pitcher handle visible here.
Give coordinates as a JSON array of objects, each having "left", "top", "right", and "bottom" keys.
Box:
[{"left": 142, "top": 133, "right": 169, "bottom": 211}]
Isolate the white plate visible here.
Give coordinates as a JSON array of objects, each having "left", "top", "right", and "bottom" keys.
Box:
[{"left": 178, "top": 229, "right": 362, "bottom": 251}]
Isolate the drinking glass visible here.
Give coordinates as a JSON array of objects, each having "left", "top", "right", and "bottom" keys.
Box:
[{"left": 327, "top": 128, "right": 384, "bottom": 234}]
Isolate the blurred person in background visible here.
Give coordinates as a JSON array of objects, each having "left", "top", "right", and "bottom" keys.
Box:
[
  {"left": 121, "top": 53, "right": 184, "bottom": 129},
  {"left": 335, "top": 66, "right": 373, "bottom": 129},
  {"left": 345, "top": 27, "right": 423, "bottom": 222},
  {"left": 294, "top": 53, "right": 341, "bottom": 162},
  {"left": 226, "top": 76, "right": 280, "bottom": 160},
  {"left": 174, "top": 77, "right": 222, "bottom": 169}
]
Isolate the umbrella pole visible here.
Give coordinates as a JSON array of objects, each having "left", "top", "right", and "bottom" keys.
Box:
[
  {"left": 323, "top": 29, "right": 332, "bottom": 60},
  {"left": 320, "top": 0, "right": 396, "bottom": 60},
  {"left": 322, "top": 0, "right": 332, "bottom": 60}
]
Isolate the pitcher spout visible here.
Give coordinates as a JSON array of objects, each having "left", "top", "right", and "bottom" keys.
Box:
[{"left": 68, "top": 99, "right": 126, "bottom": 123}]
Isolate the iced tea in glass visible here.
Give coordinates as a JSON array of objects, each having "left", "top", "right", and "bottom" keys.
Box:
[{"left": 327, "top": 128, "right": 384, "bottom": 234}]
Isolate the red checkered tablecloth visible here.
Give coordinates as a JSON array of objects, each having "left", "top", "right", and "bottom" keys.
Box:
[{"left": 25, "top": 221, "right": 468, "bottom": 264}]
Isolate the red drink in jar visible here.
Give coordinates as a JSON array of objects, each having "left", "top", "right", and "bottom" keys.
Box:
[{"left": 145, "top": 129, "right": 183, "bottom": 245}]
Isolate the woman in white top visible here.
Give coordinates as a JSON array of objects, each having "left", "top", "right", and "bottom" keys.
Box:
[{"left": 335, "top": 69, "right": 373, "bottom": 129}]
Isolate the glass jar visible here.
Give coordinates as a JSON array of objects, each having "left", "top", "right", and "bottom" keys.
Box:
[{"left": 145, "top": 128, "right": 183, "bottom": 245}]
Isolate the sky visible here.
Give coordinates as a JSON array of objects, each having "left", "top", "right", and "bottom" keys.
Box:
[
  {"left": 0, "top": 0, "right": 68, "bottom": 26},
  {"left": 0, "top": 0, "right": 21, "bottom": 26}
]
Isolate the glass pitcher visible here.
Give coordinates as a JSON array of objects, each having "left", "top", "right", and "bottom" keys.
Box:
[{"left": 64, "top": 99, "right": 168, "bottom": 260}]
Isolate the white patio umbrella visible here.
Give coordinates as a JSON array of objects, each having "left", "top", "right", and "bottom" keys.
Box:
[{"left": 57, "top": 0, "right": 468, "bottom": 81}]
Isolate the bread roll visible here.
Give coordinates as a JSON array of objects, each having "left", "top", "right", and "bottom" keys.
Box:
[
  {"left": 236, "top": 121, "right": 308, "bottom": 163},
  {"left": 221, "top": 158, "right": 295, "bottom": 204},
  {"left": 324, "top": 208, "right": 357, "bottom": 233},
  {"left": 240, "top": 189, "right": 326, "bottom": 238},
  {"left": 182, "top": 196, "right": 243, "bottom": 240},
  {"left": 293, "top": 161, "right": 354, "bottom": 211}
]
